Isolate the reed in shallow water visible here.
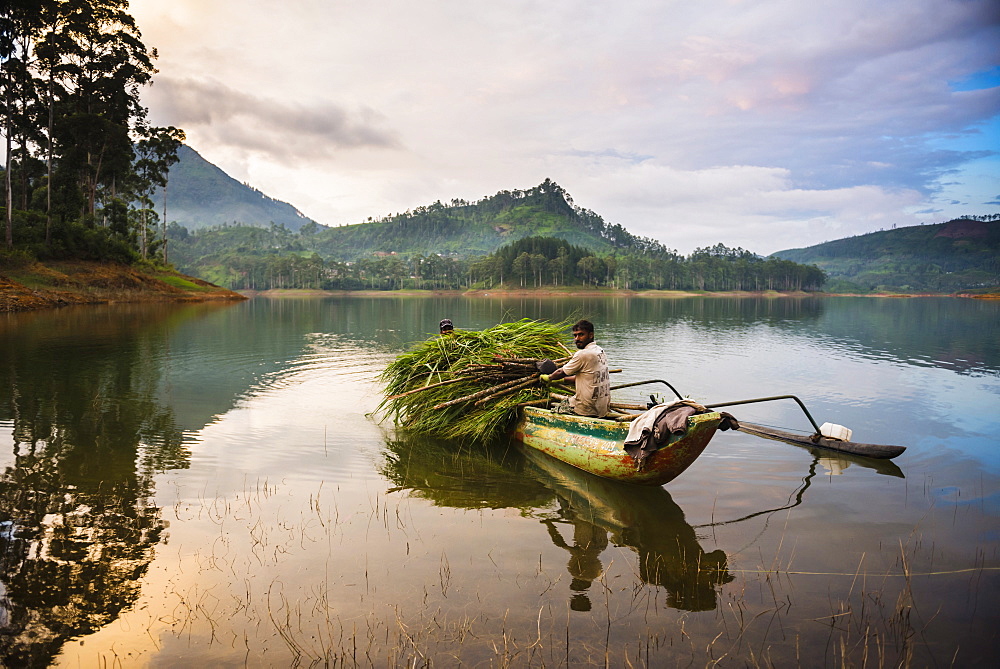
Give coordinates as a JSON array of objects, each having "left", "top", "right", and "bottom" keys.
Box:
[{"left": 377, "top": 318, "right": 572, "bottom": 441}]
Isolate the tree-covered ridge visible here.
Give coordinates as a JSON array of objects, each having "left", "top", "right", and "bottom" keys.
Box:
[
  {"left": 165, "top": 176, "right": 826, "bottom": 292},
  {"left": 774, "top": 217, "right": 1000, "bottom": 293},
  {"left": 299, "top": 178, "right": 667, "bottom": 261},
  {"left": 2, "top": 0, "right": 183, "bottom": 263}
]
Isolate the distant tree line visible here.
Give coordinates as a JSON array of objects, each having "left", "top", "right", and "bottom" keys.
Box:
[
  {"left": 171, "top": 227, "right": 826, "bottom": 292},
  {"left": 955, "top": 214, "right": 1000, "bottom": 222},
  {"left": 1, "top": 0, "right": 183, "bottom": 263},
  {"left": 468, "top": 237, "right": 825, "bottom": 291}
]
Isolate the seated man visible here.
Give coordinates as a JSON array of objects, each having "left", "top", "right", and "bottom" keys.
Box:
[{"left": 541, "top": 319, "right": 611, "bottom": 418}]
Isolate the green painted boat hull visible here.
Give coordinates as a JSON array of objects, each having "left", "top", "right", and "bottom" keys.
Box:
[{"left": 513, "top": 407, "right": 722, "bottom": 486}]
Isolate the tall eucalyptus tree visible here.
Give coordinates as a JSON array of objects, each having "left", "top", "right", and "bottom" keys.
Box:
[
  {"left": 2, "top": 0, "right": 179, "bottom": 258},
  {"left": 134, "top": 123, "right": 184, "bottom": 259},
  {"left": 1, "top": 0, "right": 44, "bottom": 249}
]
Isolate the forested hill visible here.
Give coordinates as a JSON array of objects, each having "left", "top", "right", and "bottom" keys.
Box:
[
  {"left": 159, "top": 151, "right": 824, "bottom": 294},
  {"left": 773, "top": 217, "right": 1000, "bottom": 293},
  {"left": 173, "top": 178, "right": 665, "bottom": 262},
  {"left": 308, "top": 178, "right": 661, "bottom": 260},
  {"left": 151, "top": 145, "right": 318, "bottom": 232}
]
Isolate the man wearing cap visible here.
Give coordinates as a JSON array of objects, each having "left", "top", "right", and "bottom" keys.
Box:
[
  {"left": 439, "top": 319, "right": 454, "bottom": 335},
  {"left": 539, "top": 319, "right": 610, "bottom": 418}
]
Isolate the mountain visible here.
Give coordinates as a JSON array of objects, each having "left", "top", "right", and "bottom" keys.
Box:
[
  {"left": 773, "top": 218, "right": 1000, "bottom": 293},
  {"left": 161, "top": 164, "right": 830, "bottom": 292},
  {"left": 169, "top": 176, "right": 662, "bottom": 268},
  {"left": 152, "top": 144, "right": 318, "bottom": 232},
  {"left": 160, "top": 146, "right": 646, "bottom": 259}
]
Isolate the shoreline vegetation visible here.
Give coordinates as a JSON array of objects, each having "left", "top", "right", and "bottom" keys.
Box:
[
  {"left": 2, "top": 262, "right": 997, "bottom": 314},
  {"left": 243, "top": 287, "right": 999, "bottom": 299},
  {"left": 0, "top": 260, "right": 246, "bottom": 312}
]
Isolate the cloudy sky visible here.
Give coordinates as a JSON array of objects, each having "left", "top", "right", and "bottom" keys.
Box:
[{"left": 131, "top": 0, "right": 999, "bottom": 255}]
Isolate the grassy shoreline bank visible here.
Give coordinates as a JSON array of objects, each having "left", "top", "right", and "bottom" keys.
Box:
[{"left": 0, "top": 260, "right": 246, "bottom": 313}]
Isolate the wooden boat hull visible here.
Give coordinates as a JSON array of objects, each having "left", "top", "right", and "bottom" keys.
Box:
[{"left": 513, "top": 406, "right": 722, "bottom": 486}]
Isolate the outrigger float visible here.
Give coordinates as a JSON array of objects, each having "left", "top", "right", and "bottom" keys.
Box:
[{"left": 513, "top": 379, "right": 906, "bottom": 486}]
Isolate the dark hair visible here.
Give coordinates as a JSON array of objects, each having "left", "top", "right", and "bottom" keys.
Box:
[
  {"left": 572, "top": 319, "right": 594, "bottom": 334},
  {"left": 439, "top": 318, "right": 454, "bottom": 332}
]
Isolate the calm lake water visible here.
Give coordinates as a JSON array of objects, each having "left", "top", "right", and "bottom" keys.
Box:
[{"left": 1, "top": 295, "right": 998, "bottom": 667}]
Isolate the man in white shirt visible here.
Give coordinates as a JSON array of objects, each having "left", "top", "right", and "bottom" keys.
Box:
[{"left": 540, "top": 320, "right": 611, "bottom": 418}]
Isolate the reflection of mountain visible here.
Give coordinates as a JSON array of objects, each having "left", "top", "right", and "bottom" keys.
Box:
[
  {"left": 0, "top": 302, "right": 251, "bottom": 435},
  {"left": 0, "top": 299, "right": 393, "bottom": 438},
  {"left": 379, "top": 432, "right": 733, "bottom": 612},
  {"left": 0, "top": 298, "right": 501, "bottom": 664}
]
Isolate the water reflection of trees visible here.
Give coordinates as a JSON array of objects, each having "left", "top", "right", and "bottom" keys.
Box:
[
  {"left": 340, "top": 294, "right": 999, "bottom": 378},
  {"left": 379, "top": 432, "right": 733, "bottom": 613},
  {"left": 0, "top": 305, "right": 199, "bottom": 667},
  {"left": 615, "top": 297, "right": 998, "bottom": 377},
  {"left": 605, "top": 296, "right": 827, "bottom": 329},
  {"left": 252, "top": 295, "right": 998, "bottom": 379},
  {"left": 813, "top": 297, "right": 1000, "bottom": 376}
]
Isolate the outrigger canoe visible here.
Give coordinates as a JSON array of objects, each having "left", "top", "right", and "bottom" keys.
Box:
[{"left": 513, "top": 406, "right": 723, "bottom": 486}]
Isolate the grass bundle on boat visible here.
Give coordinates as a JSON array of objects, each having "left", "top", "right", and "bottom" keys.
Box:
[{"left": 377, "top": 319, "right": 572, "bottom": 441}]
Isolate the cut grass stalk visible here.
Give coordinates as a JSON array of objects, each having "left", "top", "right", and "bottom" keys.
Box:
[{"left": 377, "top": 318, "right": 572, "bottom": 441}]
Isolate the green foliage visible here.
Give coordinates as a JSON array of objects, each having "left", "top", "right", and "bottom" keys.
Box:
[
  {"left": 3, "top": 205, "right": 138, "bottom": 262},
  {"left": 299, "top": 178, "right": 661, "bottom": 261},
  {"left": 2, "top": 0, "right": 183, "bottom": 265},
  {"left": 0, "top": 248, "right": 36, "bottom": 270},
  {"left": 774, "top": 218, "right": 1000, "bottom": 292},
  {"left": 155, "top": 274, "right": 205, "bottom": 291},
  {"left": 377, "top": 319, "right": 570, "bottom": 441}
]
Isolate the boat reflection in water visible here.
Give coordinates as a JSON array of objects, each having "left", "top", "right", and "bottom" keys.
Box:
[
  {"left": 524, "top": 448, "right": 733, "bottom": 611},
  {"left": 379, "top": 432, "right": 734, "bottom": 613}
]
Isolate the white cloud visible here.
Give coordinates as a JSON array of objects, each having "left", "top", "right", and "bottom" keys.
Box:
[
  {"left": 147, "top": 77, "right": 402, "bottom": 161},
  {"left": 559, "top": 161, "right": 924, "bottom": 254}
]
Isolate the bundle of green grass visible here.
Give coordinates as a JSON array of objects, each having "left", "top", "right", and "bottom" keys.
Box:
[{"left": 378, "top": 319, "right": 573, "bottom": 442}]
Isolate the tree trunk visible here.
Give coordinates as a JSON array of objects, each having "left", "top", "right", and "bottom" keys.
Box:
[
  {"left": 5, "top": 95, "right": 12, "bottom": 249},
  {"left": 46, "top": 76, "right": 54, "bottom": 247},
  {"left": 162, "top": 181, "right": 168, "bottom": 263}
]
